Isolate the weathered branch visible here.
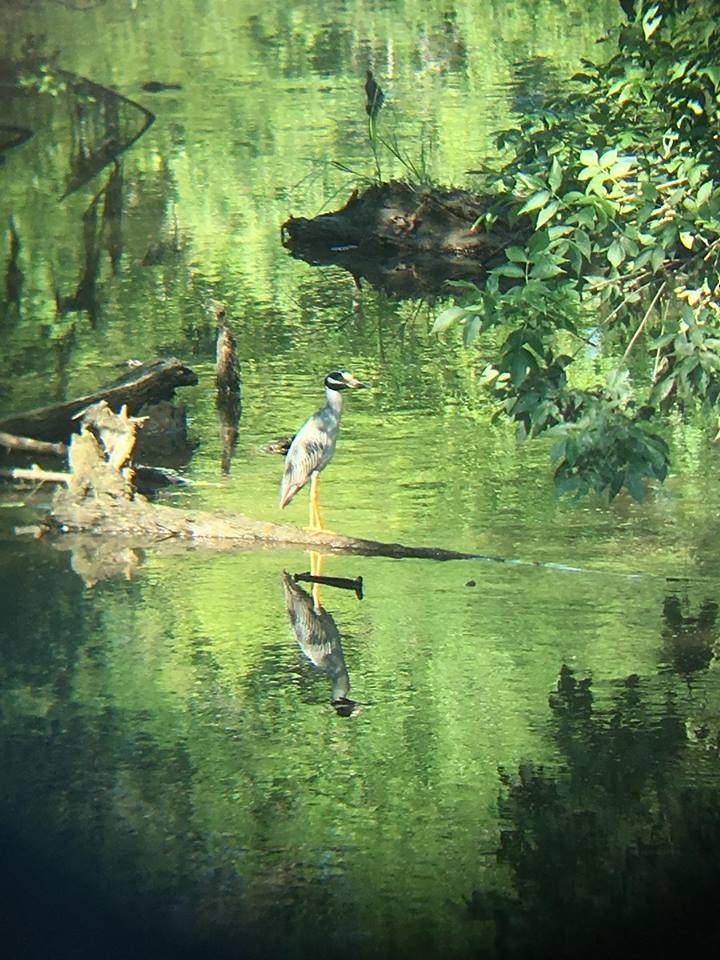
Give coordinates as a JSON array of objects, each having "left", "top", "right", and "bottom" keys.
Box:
[
  {"left": 0, "top": 357, "right": 197, "bottom": 442},
  {"left": 0, "top": 466, "right": 69, "bottom": 484},
  {"left": 0, "top": 431, "right": 67, "bottom": 457}
]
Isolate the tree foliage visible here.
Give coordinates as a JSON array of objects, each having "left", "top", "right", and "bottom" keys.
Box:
[{"left": 435, "top": 0, "right": 720, "bottom": 499}]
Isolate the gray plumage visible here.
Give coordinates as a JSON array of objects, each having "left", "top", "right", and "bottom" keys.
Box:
[
  {"left": 282, "top": 573, "right": 350, "bottom": 702},
  {"left": 279, "top": 371, "right": 368, "bottom": 510}
]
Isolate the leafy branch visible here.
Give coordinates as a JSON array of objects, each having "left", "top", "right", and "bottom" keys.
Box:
[{"left": 433, "top": 0, "right": 720, "bottom": 500}]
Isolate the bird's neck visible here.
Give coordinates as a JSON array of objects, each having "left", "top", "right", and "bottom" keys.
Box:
[{"left": 325, "top": 386, "right": 345, "bottom": 417}]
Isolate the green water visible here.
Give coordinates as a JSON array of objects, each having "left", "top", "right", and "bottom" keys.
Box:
[{"left": 2, "top": 1, "right": 720, "bottom": 958}]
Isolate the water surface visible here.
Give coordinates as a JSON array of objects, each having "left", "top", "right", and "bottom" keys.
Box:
[{"left": 2, "top": 1, "right": 720, "bottom": 958}]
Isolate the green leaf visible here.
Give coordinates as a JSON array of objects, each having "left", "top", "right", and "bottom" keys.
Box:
[
  {"left": 587, "top": 174, "right": 608, "bottom": 198},
  {"left": 529, "top": 257, "right": 563, "bottom": 279},
  {"left": 573, "top": 229, "right": 592, "bottom": 260},
  {"left": 579, "top": 148, "right": 599, "bottom": 167},
  {"left": 505, "top": 245, "right": 528, "bottom": 263},
  {"left": 548, "top": 157, "right": 563, "bottom": 193},
  {"left": 642, "top": 4, "right": 662, "bottom": 40},
  {"left": 494, "top": 263, "right": 526, "bottom": 279},
  {"left": 599, "top": 148, "right": 618, "bottom": 170},
  {"left": 463, "top": 315, "right": 481, "bottom": 346},
  {"left": 518, "top": 189, "right": 550, "bottom": 215},
  {"left": 650, "top": 246, "right": 666, "bottom": 272},
  {"left": 536, "top": 199, "right": 560, "bottom": 229},
  {"left": 509, "top": 348, "right": 534, "bottom": 385},
  {"left": 609, "top": 158, "right": 635, "bottom": 179},
  {"left": 649, "top": 375, "right": 676, "bottom": 405},
  {"left": 626, "top": 471, "right": 646, "bottom": 502},
  {"left": 697, "top": 180, "right": 713, "bottom": 205},
  {"left": 577, "top": 166, "right": 597, "bottom": 182},
  {"left": 431, "top": 306, "right": 466, "bottom": 333},
  {"left": 527, "top": 230, "right": 551, "bottom": 255},
  {"left": 607, "top": 239, "right": 625, "bottom": 267}
]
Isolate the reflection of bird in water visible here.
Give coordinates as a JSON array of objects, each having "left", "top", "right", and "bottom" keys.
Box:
[
  {"left": 279, "top": 371, "right": 368, "bottom": 530},
  {"left": 282, "top": 572, "right": 355, "bottom": 715}
]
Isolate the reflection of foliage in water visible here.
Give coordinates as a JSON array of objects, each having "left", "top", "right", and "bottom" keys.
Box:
[{"left": 484, "top": 664, "right": 720, "bottom": 956}]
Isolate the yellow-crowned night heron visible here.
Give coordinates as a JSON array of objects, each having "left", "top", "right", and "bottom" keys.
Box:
[{"left": 279, "top": 370, "right": 368, "bottom": 529}]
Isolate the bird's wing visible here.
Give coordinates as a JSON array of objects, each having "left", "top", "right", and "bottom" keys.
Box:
[{"left": 279, "top": 414, "right": 334, "bottom": 508}]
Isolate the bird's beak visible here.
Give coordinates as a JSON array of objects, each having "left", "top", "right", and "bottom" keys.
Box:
[{"left": 344, "top": 373, "right": 370, "bottom": 389}]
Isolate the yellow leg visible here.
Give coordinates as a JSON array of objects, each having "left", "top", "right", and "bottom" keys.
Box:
[
  {"left": 309, "top": 471, "right": 324, "bottom": 530},
  {"left": 310, "top": 550, "right": 325, "bottom": 609}
]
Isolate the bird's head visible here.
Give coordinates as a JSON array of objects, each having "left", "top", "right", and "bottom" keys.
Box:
[{"left": 325, "top": 370, "right": 369, "bottom": 391}]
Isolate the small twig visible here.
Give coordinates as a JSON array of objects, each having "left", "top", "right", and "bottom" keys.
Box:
[
  {"left": 652, "top": 345, "right": 663, "bottom": 381},
  {"left": 622, "top": 281, "right": 667, "bottom": 362},
  {"left": 585, "top": 268, "right": 652, "bottom": 292},
  {"left": 601, "top": 278, "right": 656, "bottom": 326}
]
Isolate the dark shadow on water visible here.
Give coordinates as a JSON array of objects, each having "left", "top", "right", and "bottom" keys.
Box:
[
  {"left": 472, "top": 663, "right": 720, "bottom": 959},
  {"left": 662, "top": 593, "right": 719, "bottom": 676}
]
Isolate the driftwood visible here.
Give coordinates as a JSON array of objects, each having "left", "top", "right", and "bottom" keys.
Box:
[
  {"left": 0, "top": 357, "right": 197, "bottom": 443},
  {"left": 281, "top": 180, "right": 517, "bottom": 296},
  {"left": 0, "top": 431, "right": 66, "bottom": 457}
]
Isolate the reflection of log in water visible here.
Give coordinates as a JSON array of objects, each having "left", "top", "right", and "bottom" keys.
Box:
[
  {"left": 282, "top": 572, "right": 355, "bottom": 714},
  {"left": 103, "top": 162, "right": 124, "bottom": 274},
  {"left": 56, "top": 165, "right": 128, "bottom": 322},
  {"left": 4, "top": 216, "right": 23, "bottom": 317},
  {"left": 56, "top": 190, "right": 103, "bottom": 323},
  {"left": 662, "top": 594, "right": 719, "bottom": 675},
  {"left": 293, "top": 571, "right": 364, "bottom": 600},
  {"left": 60, "top": 70, "right": 154, "bottom": 199},
  {"left": 217, "top": 391, "right": 240, "bottom": 476},
  {"left": 0, "top": 124, "right": 33, "bottom": 162},
  {"left": 213, "top": 303, "right": 241, "bottom": 474}
]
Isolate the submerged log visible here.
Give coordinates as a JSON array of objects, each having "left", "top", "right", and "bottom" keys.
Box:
[
  {"left": 281, "top": 180, "right": 518, "bottom": 296},
  {"left": 0, "top": 357, "right": 198, "bottom": 443}
]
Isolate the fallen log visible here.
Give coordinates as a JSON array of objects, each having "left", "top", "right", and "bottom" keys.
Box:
[
  {"left": 0, "top": 357, "right": 198, "bottom": 443},
  {"left": 40, "top": 403, "right": 612, "bottom": 581},
  {"left": 281, "top": 180, "right": 518, "bottom": 296},
  {"left": 43, "top": 402, "right": 498, "bottom": 565}
]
